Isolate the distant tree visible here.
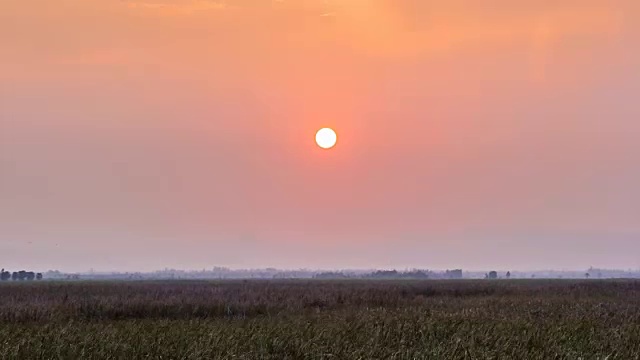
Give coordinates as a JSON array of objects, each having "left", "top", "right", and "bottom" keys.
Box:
[
  {"left": 11, "top": 272, "right": 18, "bottom": 281},
  {"left": 36, "top": 273, "right": 43, "bottom": 280},
  {"left": 25, "top": 272, "right": 35, "bottom": 281},
  {"left": 506, "top": 271, "right": 511, "bottom": 279},
  {"left": 585, "top": 273, "right": 591, "bottom": 279},
  {"left": 445, "top": 269, "right": 463, "bottom": 279},
  {"left": 488, "top": 271, "right": 498, "bottom": 279},
  {"left": 0, "top": 269, "right": 11, "bottom": 281}
]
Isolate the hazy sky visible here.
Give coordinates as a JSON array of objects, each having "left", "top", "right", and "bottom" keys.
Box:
[{"left": 2, "top": 0, "right": 639, "bottom": 272}]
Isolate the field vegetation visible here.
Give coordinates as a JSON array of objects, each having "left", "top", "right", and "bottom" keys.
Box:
[{"left": 1, "top": 279, "right": 639, "bottom": 359}]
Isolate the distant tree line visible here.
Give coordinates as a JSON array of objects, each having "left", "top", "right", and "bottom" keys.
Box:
[
  {"left": 313, "top": 269, "right": 465, "bottom": 280},
  {"left": 367, "top": 270, "right": 430, "bottom": 279},
  {"left": 484, "top": 271, "right": 512, "bottom": 279},
  {"left": 1, "top": 269, "right": 43, "bottom": 281},
  {"left": 314, "top": 271, "right": 351, "bottom": 279}
]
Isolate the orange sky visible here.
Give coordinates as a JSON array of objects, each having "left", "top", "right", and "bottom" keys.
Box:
[{"left": 1, "top": 0, "right": 640, "bottom": 271}]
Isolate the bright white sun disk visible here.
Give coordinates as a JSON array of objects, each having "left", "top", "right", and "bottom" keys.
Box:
[{"left": 315, "top": 128, "right": 337, "bottom": 149}]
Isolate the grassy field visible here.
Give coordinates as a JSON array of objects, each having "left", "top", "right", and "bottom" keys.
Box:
[{"left": 1, "top": 280, "right": 639, "bottom": 359}]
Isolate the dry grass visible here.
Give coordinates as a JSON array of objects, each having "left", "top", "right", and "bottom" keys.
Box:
[{"left": 1, "top": 279, "right": 639, "bottom": 359}]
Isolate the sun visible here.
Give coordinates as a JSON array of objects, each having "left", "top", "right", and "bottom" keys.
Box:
[{"left": 315, "top": 128, "right": 337, "bottom": 149}]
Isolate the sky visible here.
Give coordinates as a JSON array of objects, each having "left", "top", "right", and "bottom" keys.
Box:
[{"left": 1, "top": 0, "right": 640, "bottom": 272}]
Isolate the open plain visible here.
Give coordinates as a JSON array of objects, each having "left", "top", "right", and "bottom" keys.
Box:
[{"left": 1, "top": 279, "right": 639, "bottom": 359}]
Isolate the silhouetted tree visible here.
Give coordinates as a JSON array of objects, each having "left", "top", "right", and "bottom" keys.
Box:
[
  {"left": 585, "top": 273, "right": 591, "bottom": 279},
  {"left": 0, "top": 269, "right": 11, "bottom": 281},
  {"left": 445, "top": 269, "right": 463, "bottom": 279},
  {"left": 506, "top": 271, "right": 511, "bottom": 279},
  {"left": 11, "top": 272, "right": 18, "bottom": 281},
  {"left": 488, "top": 271, "right": 498, "bottom": 279},
  {"left": 36, "top": 273, "right": 43, "bottom": 280}
]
